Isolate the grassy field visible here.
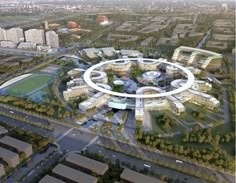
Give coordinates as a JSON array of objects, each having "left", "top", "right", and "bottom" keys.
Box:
[
  {"left": 5, "top": 75, "right": 52, "bottom": 96},
  {"left": 151, "top": 111, "right": 184, "bottom": 134}
]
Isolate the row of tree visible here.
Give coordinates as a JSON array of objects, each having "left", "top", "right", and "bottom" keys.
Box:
[
  {"left": 0, "top": 96, "right": 76, "bottom": 119},
  {"left": 182, "top": 128, "right": 235, "bottom": 144},
  {"left": 135, "top": 128, "right": 235, "bottom": 171}
]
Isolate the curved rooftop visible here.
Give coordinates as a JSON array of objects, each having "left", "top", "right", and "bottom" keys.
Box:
[{"left": 83, "top": 58, "right": 195, "bottom": 98}]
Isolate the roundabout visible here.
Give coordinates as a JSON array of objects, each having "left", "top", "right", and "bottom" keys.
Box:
[{"left": 83, "top": 58, "right": 195, "bottom": 98}]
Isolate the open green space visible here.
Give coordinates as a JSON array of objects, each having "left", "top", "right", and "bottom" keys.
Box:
[
  {"left": 5, "top": 75, "right": 52, "bottom": 96},
  {"left": 151, "top": 111, "right": 184, "bottom": 134}
]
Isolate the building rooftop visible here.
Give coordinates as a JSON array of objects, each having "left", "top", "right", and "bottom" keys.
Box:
[
  {"left": 39, "top": 175, "right": 66, "bottom": 183},
  {"left": 0, "top": 126, "right": 8, "bottom": 135},
  {"left": 52, "top": 164, "right": 97, "bottom": 183},
  {"left": 0, "top": 147, "right": 18, "bottom": 160},
  {"left": 101, "top": 47, "right": 115, "bottom": 52},
  {"left": 0, "top": 136, "right": 31, "bottom": 151},
  {"left": 120, "top": 168, "right": 165, "bottom": 183},
  {"left": 66, "top": 153, "right": 108, "bottom": 175},
  {"left": 83, "top": 48, "right": 100, "bottom": 54}
]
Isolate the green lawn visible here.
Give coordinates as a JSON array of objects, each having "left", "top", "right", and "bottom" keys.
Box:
[
  {"left": 5, "top": 75, "right": 52, "bottom": 96},
  {"left": 151, "top": 111, "right": 184, "bottom": 134}
]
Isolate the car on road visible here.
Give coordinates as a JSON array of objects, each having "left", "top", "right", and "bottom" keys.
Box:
[
  {"left": 144, "top": 164, "right": 151, "bottom": 168},
  {"left": 176, "top": 160, "right": 183, "bottom": 164}
]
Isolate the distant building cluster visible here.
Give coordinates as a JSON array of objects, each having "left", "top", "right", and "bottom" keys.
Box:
[
  {"left": 96, "top": 15, "right": 109, "bottom": 25},
  {"left": 0, "top": 27, "right": 59, "bottom": 51}
]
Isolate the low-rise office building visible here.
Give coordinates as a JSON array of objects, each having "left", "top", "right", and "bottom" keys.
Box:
[
  {"left": 79, "top": 92, "right": 107, "bottom": 111},
  {"left": 18, "top": 42, "right": 37, "bottom": 50},
  {"left": 63, "top": 85, "right": 90, "bottom": 101},
  {"left": 120, "top": 49, "right": 141, "bottom": 57},
  {"left": 109, "top": 60, "right": 131, "bottom": 72},
  {"left": 52, "top": 164, "right": 97, "bottom": 183},
  {"left": 39, "top": 175, "right": 66, "bottom": 183},
  {"left": 0, "top": 126, "right": 8, "bottom": 136},
  {"left": 101, "top": 47, "right": 116, "bottom": 57},
  {"left": 82, "top": 48, "right": 100, "bottom": 59},
  {"left": 138, "top": 58, "right": 161, "bottom": 71},
  {"left": 0, "top": 164, "right": 5, "bottom": 177},
  {"left": 0, "top": 136, "right": 33, "bottom": 158},
  {"left": 65, "top": 153, "right": 109, "bottom": 175},
  {"left": 120, "top": 168, "right": 164, "bottom": 183},
  {"left": 0, "top": 147, "right": 20, "bottom": 168},
  {"left": 0, "top": 41, "right": 17, "bottom": 48},
  {"left": 172, "top": 46, "right": 222, "bottom": 70}
]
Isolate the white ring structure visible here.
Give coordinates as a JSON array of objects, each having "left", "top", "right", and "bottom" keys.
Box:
[{"left": 83, "top": 58, "right": 195, "bottom": 98}]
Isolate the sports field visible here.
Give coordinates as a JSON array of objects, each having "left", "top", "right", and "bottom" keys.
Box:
[{"left": 4, "top": 74, "right": 52, "bottom": 96}]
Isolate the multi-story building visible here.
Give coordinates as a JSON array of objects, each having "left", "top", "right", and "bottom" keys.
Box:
[
  {"left": 63, "top": 85, "right": 90, "bottom": 101},
  {"left": 0, "top": 40, "right": 17, "bottom": 48},
  {"left": 25, "top": 29, "right": 45, "bottom": 44},
  {"left": 0, "top": 164, "right": 5, "bottom": 178},
  {"left": 101, "top": 47, "right": 116, "bottom": 57},
  {"left": 0, "top": 147, "right": 20, "bottom": 168},
  {"left": 36, "top": 44, "right": 50, "bottom": 52},
  {"left": 0, "top": 136, "right": 33, "bottom": 158},
  {"left": 18, "top": 42, "right": 37, "bottom": 50},
  {"left": 171, "top": 79, "right": 219, "bottom": 110},
  {"left": 6, "top": 28, "right": 24, "bottom": 43},
  {"left": 65, "top": 153, "right": 109, "bottom": 176},
  {"left": 79, "top": 92, "right": 107, "bottom": 111},
  {"left": 172, "top": 46, "right": 222, "bottom": 70},
  {"left": 52, "top": 164, "right": 97, "bottom": 183},
  {"left": 46, "top": 31, "right": 59, "bottom": 48},
  {"left": 39, "top": 175, "right": 65, "bottom": 183},
  {"left": 82, "top": 48, "right": 100, "bottom": 59},
  {"left": 0, "top": 126, "right": 8, "bottom": 136},
  {"left": 0, "top": 28, "right": 7, "bottom": 41},
  {"left": 121, "top": 168, "right": 164, "bottom": 183},
  {"left": 109, "top": 60, "right": 131, "bottom": 72},
  {"left": 138, "top": 58, "right": 161, "bottom": 70},
  {"left": 120, "top": 49, "right": 141, "bottom": 57}
]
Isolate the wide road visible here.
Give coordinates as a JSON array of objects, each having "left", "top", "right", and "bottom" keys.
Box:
[
  {"left": 98, "top": 136, "right": 235, "bottom": 183},
  {"left": 88, "top": 144, "right": 204, "bottom": 183}
]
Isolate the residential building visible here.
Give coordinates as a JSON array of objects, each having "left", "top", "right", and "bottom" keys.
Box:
[
  {"left": 0, "top": 28, "right": 7, "bottom": 41},
  {"left": 25, "top": 29, "right": 45, "bottom": 44},
  {"left": 6, "top": 28, "right": 24, "bottom": 43},
  {"left": 46, "top": 31, "right": 59, "bottom": 48}
]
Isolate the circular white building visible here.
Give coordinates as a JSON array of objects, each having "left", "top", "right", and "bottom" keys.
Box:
[
  {"left": 142, "top": 71, "right": 161, "bottom": 82},
  {"left": 113, "top": 79, "right": 125, "bottom": 86},
  {"left": 166, "top": 65, "right": 179, "bottom": 76}
]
